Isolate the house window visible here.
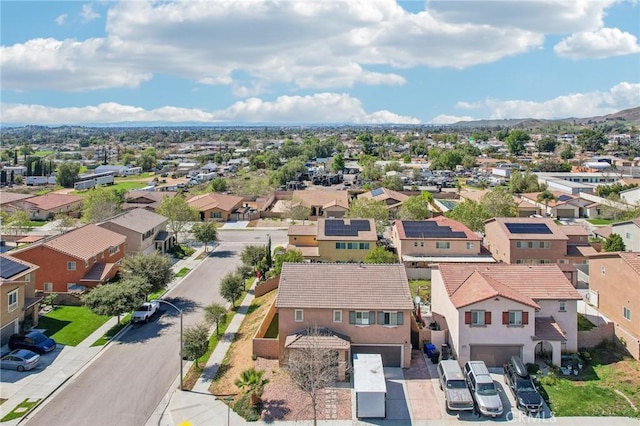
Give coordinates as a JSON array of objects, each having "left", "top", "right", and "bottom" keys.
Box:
[
  {"left": 558, "top": 259, "right": 569, "bottom": 264},
  {"left": 382, "top": 311, "right": 403, "bottom": 326},
  {"left": 509, "top": 311, "right": 523, "bottom": 326},
  {"left": 44, "top": 282, "right": 53, "bottom": 292},
  {"left": 436, "top": 242, "right": 450, "bottom": 249},
  {"left": 359, "top": 243, "right": 370, "bottom": 250},
  {"left": 559, "top": 301, "right": 566, "bottom": 312},
  {"left": 625, "top": 232, "right": 632, "bottom": 240},
  {"left": 8, "top": 289, "right": 18, "bottom": 312},
  {"left": 333, "top": 310, "right": 342, "bottom": 323},
  {"left": 466, "top": 242, "right": 474, "bottom": 250},
  {"left": 347, "top": 242, "right": 358, "bottom": 250},
  {"left": 109, "top": 246, "right": 120, "bottom": 255},
  {"left": 516, "top": 259, "right": 527, "bottom": 264},
  {"left": 67, "top": 261, "right": 76, "bottom": 271},
  {"left": 623, "top": 307, "right": 631, "bottom": 321},
  {"left": 471, "top": 310, "right": 485, "bottom": 326},
  {"left": 294, "top": 309, "right": 304, "bottom": 322},
  {"left": 210, "top": 211, "right": 222, "bottom": 219},
  {"left": 355, "top": 311, "right": 370, "bottom": 325},
  {"left": 516, "top": 241, "right": 523, "bottom": 248},
  {"left": 335, "top": 242, "right": 346, "bottom": 250}
]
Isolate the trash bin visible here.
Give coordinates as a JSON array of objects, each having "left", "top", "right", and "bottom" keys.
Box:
[
  {"left": 430, "top": 350, "right": 440, "bottom": 364},
  {"left": 441, "top": 343, "right": 450, "bottom": 360},
  {"left": 425, "top": 343, "right": 437, "bottom": 357}
]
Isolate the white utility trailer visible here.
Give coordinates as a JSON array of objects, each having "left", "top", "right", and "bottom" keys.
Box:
[{"left": 354, "top": 353, "right": 386, "bottom": 418}]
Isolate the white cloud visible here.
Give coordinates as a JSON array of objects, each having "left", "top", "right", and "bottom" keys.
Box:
[
  {"left": 80, "top": 4, "right": 100, "bottom": 22},
  {"left": 0, "top": 93, "right": 421, "bottom": 125},
  {"left": 55, "top": 14, "right": 67, "bottom": 25},
  {"left": 1, "top": 0, "right": 567, "bottom": 92},
  {"left": 554, "top": 27, "right": 640, "bottom": 59},
  {"left": 457, "top": 82, "right": 640, "bottom": 119},
  {"left": 429, "top": 114, "right": 476, "bottom": 124}
]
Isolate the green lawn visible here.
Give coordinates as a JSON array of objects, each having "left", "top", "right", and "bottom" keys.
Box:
[
  {"left": 114, "top": 172, "right": 152, "bottom": 181},
  {"left": 409, "top": 279, "right": 431, "bottom": 303},
  {"left": 175, "top": 267, "right": 190, "bottom": 278},
  {"left": 27, "top": 221, "right": 47, "bottom": 227},
  {"left": 587, "top": 218, "right": 618, "bottom": 225},
  {"left": 38, "top": 306, "right": 110, "bottom": 346},
  {"left": 92, "top": 314, "right": 131, "bottom": 346},
  {"left": 1, "top": 398, "right": 41, "bottom": 422},
  {"left": 33, "top": 150, "right": 54, "bottom": 157},
  {"left": 539, "top": 342, "right": 640, "bottom": 417}
]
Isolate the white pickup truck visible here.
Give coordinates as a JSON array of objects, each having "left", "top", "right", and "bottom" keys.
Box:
[{"left": 131, "top": 301, "right": 160, "bottom": 323}]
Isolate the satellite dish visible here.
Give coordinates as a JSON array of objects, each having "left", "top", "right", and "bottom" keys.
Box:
[{"left": 414, "top": 296, "right": 421, "bottom": 304}]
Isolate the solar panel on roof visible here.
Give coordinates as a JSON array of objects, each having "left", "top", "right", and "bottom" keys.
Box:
[
  {"left": 505, "top": 223, "right": 552, "bottom": 234},
  {"left": 402, "top": 221, "right": 467, "bottom": 238},
  {"left": 370, "top": 188, "right": 384, "bottom": 197},
  {"left": 0, "top": 257, "right": 29, "bottom": 279},
  {"left": 557, "top": 195, "right": 572, "bottom": 202},
  {"left": 324, "top": 219, "right": 369, "bottom": 236}
]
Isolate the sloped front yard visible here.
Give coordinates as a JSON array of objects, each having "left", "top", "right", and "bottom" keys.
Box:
[{"left": 539, "top": 342, "right": 640, "bottom": 417}]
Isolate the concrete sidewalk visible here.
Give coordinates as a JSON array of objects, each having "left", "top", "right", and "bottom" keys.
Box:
[{"left": 0, "top": 244, "right": 208, "bottom": 425}]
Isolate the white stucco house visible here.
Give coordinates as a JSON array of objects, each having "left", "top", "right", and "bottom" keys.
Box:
[{"left": 431, "top": 264, "right": 581, "bottom": 367}]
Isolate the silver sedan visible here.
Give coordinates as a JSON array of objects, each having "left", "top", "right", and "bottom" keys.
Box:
[{"left": 0, "top": 349, "right": 40, "bottom": 371}]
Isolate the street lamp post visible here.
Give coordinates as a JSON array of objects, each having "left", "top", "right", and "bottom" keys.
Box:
[{"left": 151, "top": 299, "right": 184, "bottom": 391}]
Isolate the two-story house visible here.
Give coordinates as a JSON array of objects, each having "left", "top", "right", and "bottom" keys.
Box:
[
  {"left": 98, "top": 208, "right": 174, "bottom": 254},
  {"left": 287, "top": 218, "right": 377, "bottom": 262},
  {"left": 275, "top": 263, "right": 414, "bottom": 376},
  {"left": 431, "top": 264, "right": 581, "bottom": 367},
  {"left": 610, "top": 219, "right": 640, "bottom": 252},
  {"left": 0, "top": 255, "right": 40, "bottom": 345},
  {"left": 588, "top": 251, "right": 640, "bottom": 360},
  {"left": 187, "top": 192, "right": 245, "bottom": 221},
  {"left": 392, "top": 217, "right": 494, "bottom": 279},
  {"left": 9, "top": 224, "right": 126, "bottom": 293}
]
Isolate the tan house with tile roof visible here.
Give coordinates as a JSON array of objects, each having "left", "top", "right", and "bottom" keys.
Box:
[
  {"left": 275, "top": 263, "right": 414, "bottom": 373},
  {"left": 520, "top": 191, "right": 581, "bottom": 218},
  {"left": 392, "top": 217, "right": 494, "bottom": 278},
  {"left": 187, "top": 192, "right": 245, "bottom": 221},
  {"left": 9, "top": 224, "right": 125, "bottom": 293},
  {"left": 98, "top": 208, "right": 174, "bottom": 254},
  {"left": 431, "top": 264, "right": 581, "bottom": 367},
  {"left": 0, "top": 192, "right": 35, "bottom": 214},
  {"left": 460, "top": 189, "right": 541, "bottom": 217},
  {"left": 358, "top": 187, "right": 409, "bottom": 218},
  {"left": 287, "top": 218, "right": 377, "bottom": 262},
  {"left": 290, "top": 190, "right": 349, "bottom": 218},
  {"left": 588, "top": 251, "right": 640, "bottom": 360},
  {"left": 9, "top": 193, "right": 84, "bottom": 221},
  {"left": 123, "top": 191, "right": 177, "bottom": 212},
  {"left": 0, "top": 255, "right": 40, "bottom": 346}
]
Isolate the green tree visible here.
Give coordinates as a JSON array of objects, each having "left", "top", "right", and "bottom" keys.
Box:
[
  {"left": 577, "top": 129, "right": 607, "bottom": 152},
  {"left": 56, "top": 162, "right": 81, "bottom": 188},
  {"left": 192, "top": 221, "right": 218, "bottom": 252},
  {"left": 183, "top": 323, "right": 209, "bottom": 368},
  {"left": 397, "top": 194, "right": 431, "bottom": 220},
  {"left": 204, "top": 303, "right": 227, "bottom": 335},
  {"left": 509, "top": 170, "right": 541, "bottom": 194},
  {"left": 603, "top": 233, "right": 625, "bottom": 252},
  {"left": 364, "top": 247, "right": 397, "bottom": 263},
  {"left": 381, "top": 175, "right": 404, "bottom": 191},
  {"left": 136, "top": 153, "right": 156, "bottom": 171},
  {"left": 347, "top": 198, "right": 389, "bottom": 233},
  {"left": 273, "top": 248, "right": 304, "bottom": 275},
  {"left": 6, "top": 210, "right": 32, "bottom": 235},
  {"left": 53, "top": 213, "right": 75, "bottom": 233},
  {"left": 235, "top": 368, "right": 269, "bottom": 406},
  {"left": 220, "top": 272, "right": 245, "bottom": 307},
  {"left": 332, "top": 153, "right": 345, "bottom": 173},
  {"left": 536, "top": 190, "right": 558, "bottom": 217},
  {"left": 81, "top": 187, "right": 123, "bottom": 223},
  {"left": 82, "top": 278, "right": 146, "bottom": 324},
  {"left": 506, "top": 130, "right": 530, "bottom": 155},
  {"left": 536, "top": 137, "right": 558, "bottom": 154},
  {"left": 560, "top": 144, "right": 575, "bottom": 160},
  {"left": 210, "top": 177, "right": 228, "bottom": 193},
  {"left": 241, "top": 245, "right": 268, "bottom": 269},
  {"left": 157, "top": 195, "right": 199, "bottom": 243},
  {"left": 480, "top": 187, "right": 518, "bottom": 218},
  {"left": 265, "top": 235, "right": 272, "bottom": 268},
  {"left": 122, "top": 252, "right": 175, "bottom": 296},
  {"left": 445, "top": 200, "right": 489, "bottom": 232}
]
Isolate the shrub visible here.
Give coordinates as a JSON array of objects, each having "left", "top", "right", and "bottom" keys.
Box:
[
  {"left": 233, "top": 393, "right": 261, "bottom": 422},
  {"left": 538, "top": 370, "right": 558, "bottom": 386}
]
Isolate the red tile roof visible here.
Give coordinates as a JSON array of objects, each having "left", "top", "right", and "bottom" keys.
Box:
[
  {"left": 24, "top": 193, "right": 83, "bottom": 210},
  {"left": 292, "top": 190, "right": 349, "bottom": 210},
  {"left": 42, "top": 224, "right": 125, "bottom": 260},
  {"left": 438, "top": 264, "right": 581, "bottom": 302},
  {"left": 620, "top": 252, "right": 640, "bottom": 275},
  {"left": 277, "top": 263, "right": 413, "bottom": 311},
  {"left": 0, "top": 191, "right": 34, "bottom": 205},
  {"left": 533, "top": 316, "right": 567, "bottom": 341},
  {"left": 449, "top": 270, "right": 539, "bottom": 309}
]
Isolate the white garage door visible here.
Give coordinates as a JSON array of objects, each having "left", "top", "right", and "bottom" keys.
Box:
[{"left": 470, "top": 345, "right": 522, "bottom": 368}]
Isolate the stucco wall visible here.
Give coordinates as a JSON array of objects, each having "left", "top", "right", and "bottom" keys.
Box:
[
  {"left": 316, "top": 240, "right": 374, "bottom": 262},
  {"left": 537, "top": 299, "right": 578, "bottom": 352},
  {"left": 289, "top": 234, "right": 316, "bottom": 247},
  {"left": 578, "top": 322, "right": 615, "bottom": 350}
]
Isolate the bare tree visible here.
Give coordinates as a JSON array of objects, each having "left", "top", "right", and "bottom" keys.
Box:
[{"left": 286, "top": 326, "right": 339, "bottom": 426}]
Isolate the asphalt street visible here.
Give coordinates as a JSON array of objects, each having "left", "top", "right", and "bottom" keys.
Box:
[{"left": 24, "top": 229, "right": 286, "bottom": 426}]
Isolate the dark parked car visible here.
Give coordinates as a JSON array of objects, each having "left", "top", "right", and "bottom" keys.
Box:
[
  {"left": 9, "top": 332, "right": 57, "bottom": 355},
  {"left": 503, "top": 356, "right": 543, "bottom": 414}
]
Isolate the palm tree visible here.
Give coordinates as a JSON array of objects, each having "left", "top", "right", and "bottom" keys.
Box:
[
  {"left": 536, "top": 190, "right": 558, "bottom": 217},
  {"left": 235, "top": 368, "right": 269, "bottom": 406}
]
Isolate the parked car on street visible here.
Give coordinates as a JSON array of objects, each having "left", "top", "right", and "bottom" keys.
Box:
[
  {"left": 131, "top": 300, "right": 160, "bottom": 323},
  {"left": 0, "top": 349, "right": 41, "bottom": 371},
  {"left": 503, "top": 356, "right": 543, "bottom": 414},
  {"left": 8, "top": 331, "right": 57, "bottom": 354}
]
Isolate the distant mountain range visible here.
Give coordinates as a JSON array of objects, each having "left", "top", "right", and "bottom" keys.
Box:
[{"left": 449, "top": 106, "right": 640, "bottom": 128}]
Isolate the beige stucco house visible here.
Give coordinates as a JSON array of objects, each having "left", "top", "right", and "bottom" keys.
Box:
[
  {"left": 98, "top": 208, "right": 174, "bottom": 254},
  {"left": 431, "top": 264, "right": 581, "bottom": 367},
  {"left": 0, "top": 254, "right": 40, "bottom": 345}
]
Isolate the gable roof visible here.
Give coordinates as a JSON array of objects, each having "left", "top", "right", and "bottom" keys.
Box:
[
  {"left": 438, "top": 264, "right": 581, "bottom": 302},
  {"left": 449, "top": 270, "right": 539, "bottom": 309},
  {"left": 0, "top": 254, "right": 38, "bottom": 281},
  {"left": 100, "top": 208, "right": 167, "bottom": 233},
  {"left": 590, "top": 251, "right": 640, "bottom": 276},
  {"left": 316, "top": 218, "right": 377, "bottom": 241},
  {"left": 12, "top": 224, "right": 126, "bottom": 261},
  {"left": 358, "top": 187, "right": 409, "bottom": 203},
  {"left": 0, "top": 191, "right": 34, "bottom": 205},
  {"left": 187, "top": 192, "right": 244, "bottom": 212},
  {"left": 394, "top": 217, "right": 480, "bottom": 241},
  {"left": 288, "top": 224, "right": 317, "bottom": 236},
  {"left": 123, "top": 191, "right": 177, "bottom": 210},
  {"left": 276, "top": 263, "right": 413, "bottom": 311},
  {"left": 484, "top": 217, "right": 568, "bottom": 241},
  {"left": 23, "top": 193, "right": 83, "bottom": 210},
  {"left": 292, "top": 190, "right": 349, "bottom": 210}
]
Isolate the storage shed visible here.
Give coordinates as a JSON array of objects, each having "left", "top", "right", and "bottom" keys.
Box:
[{"left": 354, "top": 353, "right": 386, "bottom": 418}]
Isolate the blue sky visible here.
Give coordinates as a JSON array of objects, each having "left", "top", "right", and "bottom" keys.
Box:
[{"left": 1, "top": 0, "right": 639, "bottom": 125}]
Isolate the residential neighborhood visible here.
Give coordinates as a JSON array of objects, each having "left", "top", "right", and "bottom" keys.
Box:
[{"left": 1, "top": 121, "right": 639, "bottom": 425}]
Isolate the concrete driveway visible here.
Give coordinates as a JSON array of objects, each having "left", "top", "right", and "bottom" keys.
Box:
[{"left": 0, "top": 345, "right": 67, "bottom": 399}]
